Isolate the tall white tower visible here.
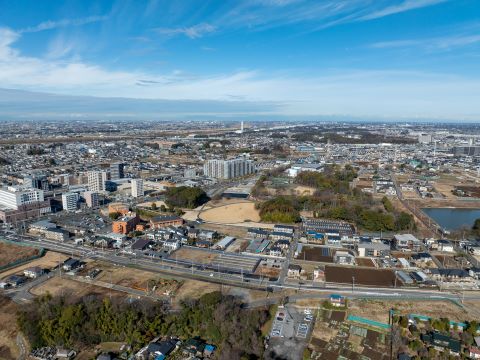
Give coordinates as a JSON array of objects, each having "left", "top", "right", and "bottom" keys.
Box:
[{"left": 241, "top": 121, "right": 244, "bottom": 133}]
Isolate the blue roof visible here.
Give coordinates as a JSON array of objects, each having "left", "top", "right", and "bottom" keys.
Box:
[
  {"left": 330, "top": 294, "right": 344, "bottom": 300},
  {"left": 205, "top": 344, "right": 216, "bottom": 352},
  {"left": 155, "top": 356, "right": 165, "bottom": 360}
]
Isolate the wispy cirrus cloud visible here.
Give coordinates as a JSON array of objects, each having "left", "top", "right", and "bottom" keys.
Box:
[
  {"left": 19, "top": 15, "right": 108, "bottom": 34},
  {"left": 357, "top": 0, "right": 448, "bottom": 21},
  {"left": 155, "top": 23, "right": 216, "bottom": 39},
  {"left": 371, "top": 33, "right": 480, "bottom": 51}
]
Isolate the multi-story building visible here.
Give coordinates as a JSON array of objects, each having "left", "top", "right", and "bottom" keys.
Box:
[
  {"left": 87, "top": 171, "right": 108, "bottom": 192},
  {"left": 452, "top": 146, "right": 480, "bottom": 157},
  {"left": 110, "top": 162, "right": 125, "bottom": 180},
  {"left": 83, "top": 191, "right": 99, "bottom": 208},
  {"left": 0, "top": 186, "right": 51, "bottom": 223},
  {"left": 131, "top": 179, "right": 144, "bottom": 198},
  {"left": 0, "top": 186, "right": 44, "bottom": 210},
  {"left": 203, "top": 157, "right": 255, "bottom": 179},
  {"left": 61, "top": 192, "right": 79, "bottom": 212},
  {"left": 23, "top": 175, "right": 49, "bottom": 190},
  {"left": 112, "top": 213, "right": 139, "bottom": 235}
]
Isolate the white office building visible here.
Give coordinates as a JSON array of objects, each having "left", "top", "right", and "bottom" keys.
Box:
[
  {"left": 0, "top": 186, "right": 44, "bottom": 210},
  {"left": 131, "top": 179, "right": 144, "bottom": 198},
  {"left": 62, "top": 192, "right": 79, "bottom": 212},
  {"left": 87, "top": 171, "right": 108, "bottom": 192},
  {"left": 203, "top": 157, "right": 255, "bottom": 179}
]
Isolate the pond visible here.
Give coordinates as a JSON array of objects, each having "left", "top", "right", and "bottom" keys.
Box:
[{"left": 422, "top": 208, "right": 480, "bottom": 231}]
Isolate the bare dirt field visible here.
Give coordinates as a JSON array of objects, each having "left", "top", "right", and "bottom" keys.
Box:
[
  {"left": 200, "top": 201, "right": 260, "bottom": 223},
  {"left": 172, "top": 247, "right": 219, "bottom": 263},
  {"left": 174, "top": 279, "right": 221, "bottom": 301},
  {"left": 349, "top": 298, "right": 476, "bottom": 323},
  {"left": 293, "top": 185, "right": 316, "bottom": 196},
  {"left": 297, "top": 246, "right": 335, "bottom": 263},
  {"left": 325, "top": 265, "right": 399, "bottom": 287},
  {"left": 0, "top": 296, "right": 19, "bottom": 360},
  {"left": 198, "top": 223, "right": 248, "bottom": 238},
  {"left": 30, "top": 276, "right": 124, "bottom": 299},
  {"left": 433, "top": 254, "right": 470, "bottom": 269},
  {"left": 0, "top": 251, "right": 68, "bottom": 280},
  {"left": 0, "top": 241, "right": 40, "bottom": 267}
]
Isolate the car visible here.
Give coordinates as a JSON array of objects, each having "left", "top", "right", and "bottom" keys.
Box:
[
  {"left": 303, "top": 308, "right": 312, "bottom": 315},
  {"left": 304, "top": 315, "right": 313, "bottom": 322},
  {"left": 299, "top": 324, "right": 308, "bottom": 330},
  {"left": 276, "top": 316, "right": 284, "bottom": 321},
  {"left": 279, "top": 312, "right": 285, "bottom": 317},
  {"left": 271, "top": 330, "right": 280, "bottom": 337}
]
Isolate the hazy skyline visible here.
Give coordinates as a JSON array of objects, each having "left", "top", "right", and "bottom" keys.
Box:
[{"left": 1, "top": 0, "right": 479, "bottom": 120}]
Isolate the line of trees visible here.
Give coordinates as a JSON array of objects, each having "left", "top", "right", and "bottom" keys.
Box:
[
  {"left": 257, "top": 196, "right": 301, "bottom": 223},
  {"left": 17, "top": 292, "right": 269, "bottom": 359}
]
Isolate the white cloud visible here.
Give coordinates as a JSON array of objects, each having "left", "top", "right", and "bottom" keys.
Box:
[
  {"left": 19, "top": 15, "right": 108, "bottom": 33},
  {"left": 358, "top": 0, "right": 448, "bottom": 21},
  {"left": 155, "top": 23, "right": 216, "bottom": 39},
  {"left": 371, "top": 33, "right": 480, "bottom": 51},
  {"left": 1, "top": 26, "right": 480, "bottom": 120}
]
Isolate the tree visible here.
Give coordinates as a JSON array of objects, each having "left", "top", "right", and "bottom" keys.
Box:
[
  {"left": 108, "top": 212, "right": 120, "bottom": 220},
  {"left": 165, "top": 186, "right": 209, "bottom": 209},
  {"left": 160, "top": 204, "right": 167, "bottom": 212},
  {"left": 472, "top": 219, "right": 480, "bottom": 237},
  {"left": 151, "top": 202, "right": 158, "bottom": 210}
]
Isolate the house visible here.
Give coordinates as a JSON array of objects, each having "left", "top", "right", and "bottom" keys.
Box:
[
  {"left": 357, "top": 242, "right": 390, "bottom": 257},
  {"left": 393, "top": 234, "right": 422, "bottom": 252},
  {"left": 287, "top": 264, "right": 302, "bottom": 278},
  {"left": 274, "top": 239, "right": 290, "bottom": 249},
  {"left": 270, "top": 231, "right": 293, "bottom": 241},
  {"left": 164, "top": 238, "right": 181, "bottom": 251},
  {"left": 6, "top": 274, "right": 26, "bottom": 287},
  {"left": 23, "top": 266, "right": 44, "bottom": 278},
  {"left": 429, "top": 268, "right": 472, "bottom": 282},
  {"left": 150, "top": 215, "right": 184, "bottom": 229},
  {"left": 437, "top": 239, "right": 454, "bottom": 252},
  {"left": 247, "top": 227, "right": 270, "bottom": 239},
  {"left": 246, "top": 239, "right": 269, "bottom": 253},
  {"left": 268, "top": 246, "right": 283, "bottom": 257},
  {"left": 313, "top": 267, "right": 325, "bottom": 281},
  {"left": 198, "top": 229, "right": 217, "bottom": 241},
  {"left": 196, "top": 240, "right": 211, "bottom": 248},
  {"left": 131, "top": 238, "right": 152, "bottom": 251},
  {"left": 62, "top": 258, "right": 81, "bottom": 271},
  {"left": 146, "top": 339, "right": 177, "bottom": 359},
  {"left": 329, "top": 294, "right": 346, "bottom": 307},
  {"left": 204, "top": 344, "right": 216, "bottom": 358},
  {"left": 421, "top": 332, "right": 461, "bottom": 355},
  {"left": 182, "top": 338, "right": 206, "bottom": 357}
]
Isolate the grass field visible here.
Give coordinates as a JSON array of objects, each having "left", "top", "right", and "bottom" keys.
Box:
[{"left": 0, "top": 241, "right": 40, "bottom": 268}]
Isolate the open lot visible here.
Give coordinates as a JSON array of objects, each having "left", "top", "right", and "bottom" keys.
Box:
[
  {"left": 30, "top": 275, "right": 125, "bottom": 299},
  {"left": 325, "top": 265, "right": 399, "bottom": 287},
  {"left": 225, "top": 238, "right": 249, "bottom": 253},
  {"left": 297, "top": 246, "right": 335, "bottom": 263},
  {"left": 0, "top": 241, "right": 40, "bottom": 268},
  {"left": 356, "top": 258, "right": 376, "bottom": 267},
  {"left": 434, "top": 254, "right": 470, "bottom": 269},
  {"left": 0, "top": 251, "right": 68, "bottom": 279},
  {"left": 200, "top": 201, "right": 260, "bottom": 223},
  {"left": 173, "top": 246, "right": 219, "bottom": 263}
]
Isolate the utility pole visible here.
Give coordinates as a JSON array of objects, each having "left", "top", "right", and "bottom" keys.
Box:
[{"left": 352, "top": 276, "right": 355, "bottom": 294}]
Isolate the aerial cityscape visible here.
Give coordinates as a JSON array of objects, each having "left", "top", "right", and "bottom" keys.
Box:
[{"left": 1, "top": 1, "right": 480, "bottom": 360}]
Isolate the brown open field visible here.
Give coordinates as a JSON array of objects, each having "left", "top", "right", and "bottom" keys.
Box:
[
  {"left": 174, "top": 279, "right": 222, "bottom": 301},
  {"left": 0, "top": 251, "right": 68, "bottom": 280},
  {"left": 173, "top": 247, "right": 219, "bottom": 263},
  {"left": 225, "top": 239, "right": 249, "bottom": 253},
  {"left": 200, "top": 201, "right": 260, "bottom": 223},
  {"left": 0, "top": 241, "right": 40, "bottom": 267},
  {"left": 325, "top": 265, "right": 399, "bottom": 287},
  {"left": 0, "top": 296, "right": 20, "bottom": 360},
  {"left": 433, "top": 254, "right": 469, "bottom": 269},
  {"left": 297, "top": 247, "right": 335, "bottom": 263},
  {"left": 30, "top": 276, "right": 124, "bottom": 299}
]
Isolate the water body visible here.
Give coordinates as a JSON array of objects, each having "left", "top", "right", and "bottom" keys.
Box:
[{"left": 422, "top": 208, "right": 480, "bottom": 231}]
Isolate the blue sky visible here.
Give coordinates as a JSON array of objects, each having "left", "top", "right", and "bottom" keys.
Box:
[{"left": 0, "top": 0, "right": 480, "bottom": 121}]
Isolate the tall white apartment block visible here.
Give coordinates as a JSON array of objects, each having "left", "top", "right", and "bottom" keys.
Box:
[
  {"left": 131, "top": 179, "right": 144, "bottom": 198},
  {"left": 0, "top": 186, "right": 45, "bottom": 210},
  {"left": 87, "top": 171, "right": 108, "bottom": 192},
  {"left": 62, "top": 192, "right": 79, "bottom": 212}
]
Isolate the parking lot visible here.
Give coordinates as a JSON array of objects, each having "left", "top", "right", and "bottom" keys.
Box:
[{"left": 267, "top": 305, "right": 314, "bottom": 360}]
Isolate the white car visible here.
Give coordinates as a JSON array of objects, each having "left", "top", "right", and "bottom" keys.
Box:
[{"left": 303, "top": 308, "right": 312, "bottom": 315}]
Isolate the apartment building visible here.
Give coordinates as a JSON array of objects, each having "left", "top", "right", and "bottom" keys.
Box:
[
  {"left": 203, "top": 157, "right": 255, "bottom": 179},
  {"left": 110, "top": 162, "right": 125, "bottom": 180},
  {"left": 83, "top": 191, "right": 99, "bottom": 208},
  {"left": 61, "top": 192, "right": 79, "bottom": 212},
  {"left": 87, "top": 171, "right": 108, "bottom": 192},
  {"left": 131, "top": 179, "right": 144, "bottom": 198}
]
